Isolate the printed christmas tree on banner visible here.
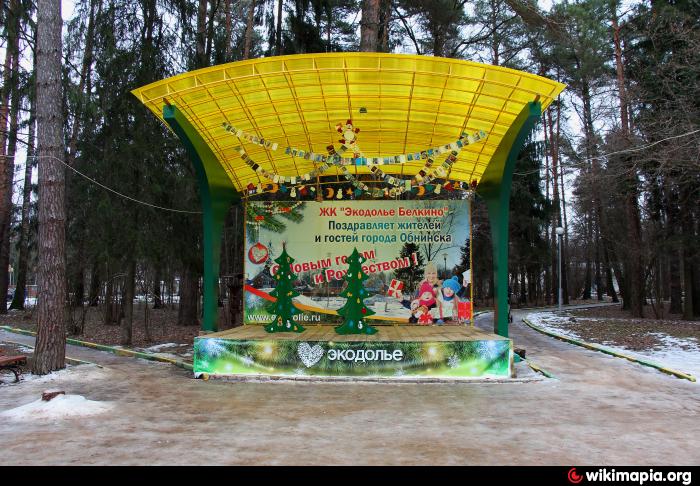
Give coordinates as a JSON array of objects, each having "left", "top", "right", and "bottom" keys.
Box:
[
  {"left": 335, "top": 248, "right": 378, "bottom": 335},
  {"left": 265, "top": 244, "right": 305, "bottom": 333}
]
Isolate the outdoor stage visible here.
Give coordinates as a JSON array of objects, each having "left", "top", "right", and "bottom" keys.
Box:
[{"left": 194, "top": 325, "right": 514, "bottom": 380}]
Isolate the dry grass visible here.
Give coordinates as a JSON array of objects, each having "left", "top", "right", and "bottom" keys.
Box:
[
  {"left": 563, "top": 305, "right": 700, "bottom": 351},
  {"left": 2, "top": 303, "right": 236, "bottom": 348}
]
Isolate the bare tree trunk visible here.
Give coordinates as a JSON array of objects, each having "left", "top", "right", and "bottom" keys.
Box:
[
  {"left": 378, "top": 0, "right": 391, "bottom": 52},
  {"left": 0, "top": 0, "right": 18, "bottom": 156},
  {"left": 554, "top": 93, "right": 569, "bottom": 305},
  {"left": 625, "top": 188, "right": 644, "bottom": 316},
  {"left": 583, "top": 213, "right": 593, "bottom": 300},
  {"left": 153, "top": 265, "right": 163, "bottom": 309},
  {"left": 276, "top": 0, "right": 283, "bottom": 55},
  {"left": 243, "top": 0, "right": 256, "bottom": 60},
  {"left": 68, "top": 254, "right": 85, "bottom": 335},
  {"left": 205, "top": 0, "right": 215, "bottom": 61},
  {"left": 0, "top": 0, "right": 21, "bottom": 315},
  {"left": 9, "top": 94, "right": 35, "bottom": 310},
  {"left": 196, "top": 0, "right": 208, "bottom": 67},
  {"left": 603, "top": 245, "right": 618, "bottom": 302},
  {"left": 543, "top": 102, "right": 551, "bottom": 304},
  {"left": 33, "top": 0, "right": 67, "bottom": 375},
  {"left": 122, "top": 260, "right": 136, "bottom": 345},
  {"left": 681, "top": 185, "right": 696, "bottom": 320},
  {"left": 178, "top": 267, "right": 200, "bottom": 326},
  {"left": 595, "top": 228, "right": 603, "bottom": 300},
  {"left": 360, "top": 0, "right": 380, "bottom": 52},
  {"left": 682, "top": 250, "right": 695, "bottom": 320},
  {"left": 104, "top": 271, "right": 114, "bottom": 324},
  {"left": 612, "top": 9, "right": 629, "bottom": 134},
  {"left": 87, "top": 261, "right": 100, "bottom": 306},
  {"left": 612, "top": 6, "right": 643, "bottom": 317},
  {"left": 224, "top": 0, "right": 232, "bottom": 60},
  {"left": 548, "top": 109, "right": 561, "bottom": 303}
]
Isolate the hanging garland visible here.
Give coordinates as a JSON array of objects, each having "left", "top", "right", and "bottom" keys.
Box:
[
  {"left": 237, "top": 146, "right": 332, "bottom": 186},
  {"left": 231, "top": 119, "right": 487, "bottom": 198},
  {"left": 222, "top": 121, "right": 486, "bottom": 167},
  {"left": 246, "top": 201, "right": 305, "bottom": 229},
  {"left": 238, "top": 142, "right": 473, "bottom": 199}
]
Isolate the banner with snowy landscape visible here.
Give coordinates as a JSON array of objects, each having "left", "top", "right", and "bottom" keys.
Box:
[{"left": 244, "top": 199, "right": 472, "bottom": 325}]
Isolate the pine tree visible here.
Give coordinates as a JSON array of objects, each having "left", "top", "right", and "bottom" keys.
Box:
[
  {"left": 335, "top": 248, "right": 377, "bottom": 335},
  {"left": 265, "top": 245, "right": 304, "bottom": 333},
  {"left": 33, "top": 0, "right": 67, "bottom": 374}
]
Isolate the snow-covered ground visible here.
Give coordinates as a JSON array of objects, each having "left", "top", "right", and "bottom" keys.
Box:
[
  {"left": 141, "top": 342, "right": 179, "bottom": 352},
  {"left": 7, "top": 363, "right": 107, "bottom": 386},
  {"left": 1, "top": 363, "right": 114, "bottom": 421},
  {"left": 134, "top": 342, "right": 193, "bottom": 361},
  {"left": 526, "top": 311, "right": 700, "bottom": 380}
]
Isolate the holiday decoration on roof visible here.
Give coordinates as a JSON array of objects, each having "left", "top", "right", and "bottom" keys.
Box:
[
  {"left": 335, "top": 248, "right": 377, "bottom": 335},
  {"left": 225, "top": 119, "right": 487, "bottom": 199},
  {"left": 265, "top": 244, "right": 305, "bottom": 333},
  {"left": 336, "top": 119, "right": 361, "bottom": 156}
]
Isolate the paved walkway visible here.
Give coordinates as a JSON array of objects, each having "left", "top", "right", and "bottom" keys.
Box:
[{"left": 1, "top": 309, "right": 698, "bottom": 465}]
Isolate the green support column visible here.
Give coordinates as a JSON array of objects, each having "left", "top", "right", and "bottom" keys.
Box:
[
  {"left": 477, "top": 101, "right": 542, "bottom": 337},
  {"left": 163, "top": 105, "right": 239, "bottom": 333}
]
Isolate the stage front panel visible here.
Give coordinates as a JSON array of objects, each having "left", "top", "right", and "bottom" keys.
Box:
[{"left": 194, "top": 327, "right": 512, "bottom": 379}]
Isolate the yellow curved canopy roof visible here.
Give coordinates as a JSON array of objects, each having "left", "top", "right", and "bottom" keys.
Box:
[{"left": 132, "top": 53, "right": 565, "bottom": 192}]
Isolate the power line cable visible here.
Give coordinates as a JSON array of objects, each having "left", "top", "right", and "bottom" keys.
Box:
[
  {"left": 514, "top": 129, "right": 700, "bottom": 176},
  {"left": 1, "top": 154, "right": 202, "bottom": 214}
]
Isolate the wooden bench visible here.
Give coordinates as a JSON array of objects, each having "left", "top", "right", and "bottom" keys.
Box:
[{"left": 0, "top": 355, "right": 27, "bottom": 383}]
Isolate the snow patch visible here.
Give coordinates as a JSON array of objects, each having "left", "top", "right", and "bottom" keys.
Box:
[
  {"left": 525, "top": 312, "right": 700, "bottom": 381},
  {"left": 9, "top": 364, "right": 106, "bottom": 386},
  {"left": 142, "top": 342, "right": 179, "bottom": 352},
  {"left": 633, "top": 333, "right": 700, "bottom": 379},
  {"left": 0, "top": 394, "right": 113, "bottom": 421},
  {"left": 13, "top": 345, "right": 34, "bottom": 354},
  {"left": 526, "top": 311, "right": 581, "bottom": 339}
]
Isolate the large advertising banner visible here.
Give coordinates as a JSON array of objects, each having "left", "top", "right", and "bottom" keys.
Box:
[{"left": 244, "top": 199, "right": 472, "bottom": 325}]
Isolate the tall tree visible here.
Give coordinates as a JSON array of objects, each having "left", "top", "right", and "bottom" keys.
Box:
[
  {"left": 0, "top": 0, "right": 21, "bottom": 315},
  {"left": 360, "top": 0, "right": 380, "bottom": 51},
  {"left": 33, "top": 0, "right": 67, "bottom": 374},
  {"left": 9, "top": 66, "right": 36, "bottom": 311},
  {"left": 243, "top": 0, "right": 257, "bottom": 59}
]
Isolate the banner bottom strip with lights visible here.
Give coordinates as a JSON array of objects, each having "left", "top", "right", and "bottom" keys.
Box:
[{"left": 194, "top": 335, "right": 513, "bottom": 378}]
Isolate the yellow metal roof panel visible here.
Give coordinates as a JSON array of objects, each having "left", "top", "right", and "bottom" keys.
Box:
[{"left": 132, "top": 53, "right": 565, "bottom": 192}]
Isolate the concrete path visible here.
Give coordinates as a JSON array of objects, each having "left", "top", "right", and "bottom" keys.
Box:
[{"left": 1, "top": 309, "right": 698, "bottom": 465}]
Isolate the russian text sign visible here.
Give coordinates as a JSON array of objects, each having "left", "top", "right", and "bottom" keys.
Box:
[{"left": 244, "top": 200, "right": 472, "bottom": 325}]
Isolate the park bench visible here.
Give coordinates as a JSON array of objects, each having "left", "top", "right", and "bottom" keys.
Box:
[{"left": 0, "top": 354, "right": 27, "bottom": 383}]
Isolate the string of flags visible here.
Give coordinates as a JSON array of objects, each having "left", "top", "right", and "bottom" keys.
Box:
[
  {"left": 236, "top": 146, "right": 333, "bottom": 187},
  {"left": 239, "top": 144, "right": 477, "bottom": 199},
  {"left": 222, "top": 121, "right": 487, "bottom": 168},
  {"left": 226, "top": 119, "right": 487, "bottom": 198}
]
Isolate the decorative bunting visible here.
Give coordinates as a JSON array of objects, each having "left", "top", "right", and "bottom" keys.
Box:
[
  {"left": 230, "top": 119, "right": 486, "bottom": 199},
  {"left": 223, "top": 121, "right": 486, "bottom": 168}
]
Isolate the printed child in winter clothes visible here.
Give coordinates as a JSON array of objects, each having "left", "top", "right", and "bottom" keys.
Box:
[{"left": 438, "top": 276, "right": 462, "bottom": 322}]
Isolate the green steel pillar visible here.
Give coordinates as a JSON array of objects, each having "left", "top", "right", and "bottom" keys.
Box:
[
  {"left": 477, "top": 101, "right": 542, "bottom": 337},
  {"left": 163, "top": 105, "right": 239, "bottom": 333}
]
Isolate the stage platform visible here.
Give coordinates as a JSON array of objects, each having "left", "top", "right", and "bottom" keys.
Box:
[{"left": 194, "top": 325, "right": 514, "bottom": 379}]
